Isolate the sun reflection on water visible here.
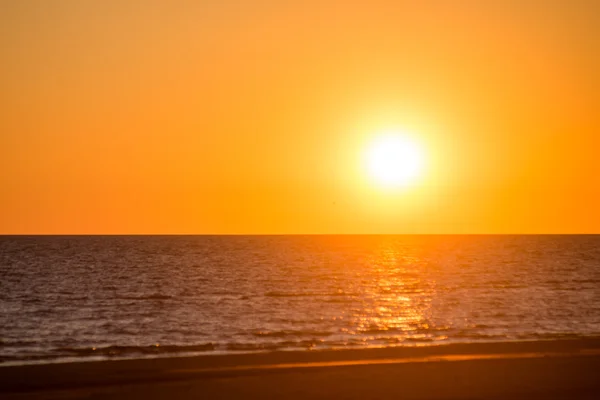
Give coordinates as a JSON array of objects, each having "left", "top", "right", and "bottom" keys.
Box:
[{"left": 346, "top": 240, "right": 442, "bottom": 345}]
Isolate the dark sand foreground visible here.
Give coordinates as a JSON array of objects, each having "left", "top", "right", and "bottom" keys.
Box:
[{"left": 2, "top": 339, "right": 600, "bottom": 399}]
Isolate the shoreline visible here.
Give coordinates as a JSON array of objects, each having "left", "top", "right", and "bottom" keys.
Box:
[
  {"left": 4, "top": 335, "right": 600, "bottom": 368},
  {"left": 2, "top": 338, "right": 600, "bottom": 399}
]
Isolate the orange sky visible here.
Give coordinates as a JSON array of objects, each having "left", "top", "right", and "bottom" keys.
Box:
[{"left": 1, "top": 1, "right": 599, "bottom": 234}]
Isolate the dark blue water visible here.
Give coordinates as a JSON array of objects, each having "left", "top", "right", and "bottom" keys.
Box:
[{"left": 1, "top": 235, "right": 599, "bottom": 365}]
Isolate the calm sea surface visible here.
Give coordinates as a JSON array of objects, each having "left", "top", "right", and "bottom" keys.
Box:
[{"left": 1, "top": 235, "right": 600, "bottom": 365}]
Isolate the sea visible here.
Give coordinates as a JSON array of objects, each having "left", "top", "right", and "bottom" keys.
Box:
[{"left": 1, "top": 235, "right": 599, "bottom": 365}]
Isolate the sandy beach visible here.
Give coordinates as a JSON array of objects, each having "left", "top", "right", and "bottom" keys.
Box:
[{"left": 2, "top": 338, "right": 600, "bottom": 399}]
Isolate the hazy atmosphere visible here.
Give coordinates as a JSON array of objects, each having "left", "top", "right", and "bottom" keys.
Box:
[
  {"left": 3, "top": 3, "right": 600, "bottom": 399},
  {"left": 2, "top": 0, "right": 599, "bottom": 233}
]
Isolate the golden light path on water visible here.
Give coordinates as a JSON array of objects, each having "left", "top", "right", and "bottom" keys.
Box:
[{"left": 343, "top": 240, "right": 442, "bottom": 347}]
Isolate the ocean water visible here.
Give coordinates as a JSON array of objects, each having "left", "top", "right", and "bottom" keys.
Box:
[{"left": 1, "top": 235, "right": 600, "bottom": 365}]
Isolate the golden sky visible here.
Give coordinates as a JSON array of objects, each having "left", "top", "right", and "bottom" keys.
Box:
[{"left": 1, "top": 1, "right": 599, "bottom": 234}]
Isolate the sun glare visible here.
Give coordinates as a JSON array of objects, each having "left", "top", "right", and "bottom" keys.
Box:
[{"left": 365, "top": 133, "right": 424, "bottom": 188}]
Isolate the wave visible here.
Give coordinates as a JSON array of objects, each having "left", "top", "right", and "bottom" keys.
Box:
[
  {"left": 265, "top": 291, "right": 358, "bottom": 298},
  {"left": 115, "top": 294, "right": 173, "bottom": 301},
  {"left": 251, "top": 330, "right": 333, "bottom": 338},
  {"left": 226, "top": 339, "right": 325, "bottom": 352},
  {"left": 0, "top": 339, "right": 41, "bottom": 347},
  {"left": 55, "top": 343, "right": 215, "bottom": 357}
]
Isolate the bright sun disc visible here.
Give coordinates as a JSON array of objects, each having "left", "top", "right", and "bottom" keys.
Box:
[{"left": 366, "top": 134, "right": 424, "bottom": 188}]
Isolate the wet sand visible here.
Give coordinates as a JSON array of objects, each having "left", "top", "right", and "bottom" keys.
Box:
[{"left": 2, "top": 339, "right": 600, "bottom": 399}]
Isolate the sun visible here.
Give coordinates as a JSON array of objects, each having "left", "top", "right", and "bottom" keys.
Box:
[{"left": 365, "top": 133, "right": 424, "bottom": 188}]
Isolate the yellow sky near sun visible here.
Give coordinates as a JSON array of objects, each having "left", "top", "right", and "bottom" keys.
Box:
[{"left": 1, "top": 0, "right": 599, "bottom": 234}]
